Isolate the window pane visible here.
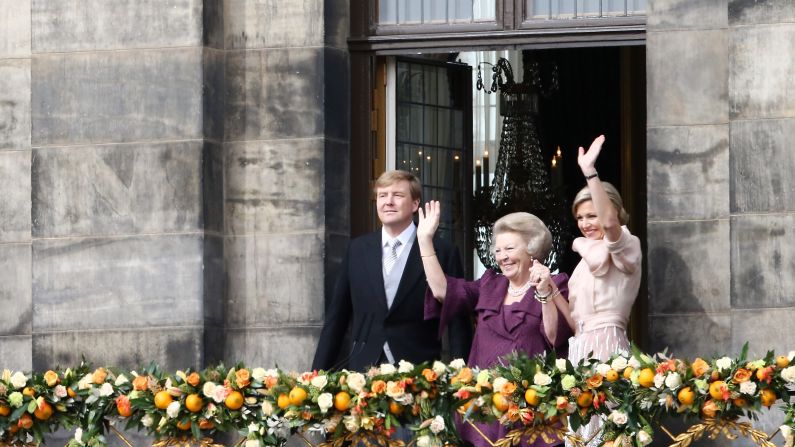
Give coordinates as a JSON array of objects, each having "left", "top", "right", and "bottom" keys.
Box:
[
  {"left": 578, "top": 0, "right": 600, "bottom": 16},
  {"left": 423, "top": 0, "right": 447, "bottom": 22},
  {"left": 473, "top": 0, "right": 496, "bottom": 20},
  {"left": 377, "top": 0, "right": 495, "bottom": 24},
  {"left": 604, "top": 0, "right": 626, "bottom": 15},
  {"left": 552, "top": 0, "right": 575, "bottom": 17},
  {"left": 530, "top": 0, "right": 551, "bottom": 18},
  {"left": 398, "top": 0, "right": 422, "bottom": 23},
  {"left": 379, "top": 0, "right": 397, "bottom": 23},
  {"left": 526, "top": 0, "right": 643, "bottom": 19},
  {"left": 629, "top": 0, "right": 646, "bottom": 14}
]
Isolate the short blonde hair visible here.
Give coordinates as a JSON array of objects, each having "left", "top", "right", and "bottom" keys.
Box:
[
  {"left": 572, "top": 182, "right": 630, "bottom": 225},
  {"left": 374, "top": 170, "right": 422, "bottom": 201},
  {"left": 491, "top": 212, "right": 552, "bottom": 260}
]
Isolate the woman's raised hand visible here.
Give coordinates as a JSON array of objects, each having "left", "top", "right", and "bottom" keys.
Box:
[
  {"left": 528, "top": 259, "right": 553, "bottom": 294},
  {"left": 577, "top": 134, "right": 605, "bottom": 176},
  {"left": 417, "top": 200, "right": 441, "bottom": 242}
]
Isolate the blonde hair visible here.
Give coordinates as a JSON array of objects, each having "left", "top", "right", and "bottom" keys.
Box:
[
  {"left": 374, "top": 170, "right": 422, "bottom": 201},
  {"left": 491, "top": 212, "right": 552, "bottom": 260},
  {"left": 572, "top": 182, "right": 630, "bottom": 225}
]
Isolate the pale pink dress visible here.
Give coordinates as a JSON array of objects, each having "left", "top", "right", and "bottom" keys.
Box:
[{"left": 566, "top": 226, "right": 641, "bottom": 446}]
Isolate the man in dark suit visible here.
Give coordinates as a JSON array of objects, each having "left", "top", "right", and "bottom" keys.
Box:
[{"left": 313, "top": 170, "right": 472, "bottom": 371}]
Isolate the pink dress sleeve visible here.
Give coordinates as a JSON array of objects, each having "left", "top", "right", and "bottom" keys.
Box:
[{"left": 572, "top": 226, "right": 641, "bottom": 276}]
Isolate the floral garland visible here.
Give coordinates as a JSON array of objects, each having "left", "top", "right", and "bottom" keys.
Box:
[{"left": 0, "top": 346, "right": 793, "bottom": 447}]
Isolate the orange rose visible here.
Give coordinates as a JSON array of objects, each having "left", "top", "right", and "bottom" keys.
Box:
[
  {"left": 132, "top": 375, "right": 149, "bottom": 391},
  {"left": 235, "top": 369, "right": 251, "bottom": 389},
  {"left": 732, "top": 368, "right": 751, "bottom": 384},
  {"left": 456, "top": 368, "right": 473, "bottom": 384},
  {"left": 187, "top": 372, "right": 201, "bottom": 387},
  {"left": 701, "top": 400, "right": 718, "bottom": 418},
  {"left": 586, "top": 374, "right": 603, "bottom": 389},
  {"left": 502, "top": 381, "right": 517, "bottom": 395},
  {"left": 422, "top": 369, "right": 438, "bottom": 382},
  {"left": 692, "top": 358, "right": 710, "bottom": 378},
  {"left": 506, "top": 404, "right": 520, "bottom": 422},
  {"left": 43, "top": 370, "right": 59, "bottom": 387},
  {"left": 371, "top": 380, "right": 387, "bottom": 394},
  {"left": 198, "top": 419, "right": 214, "bottom": 430},
  {"left": 264, "top": 376, "right": 278, "bottom": 389},
  {"left": 92, "top": 368, "right": 108, "bottom": 385}
]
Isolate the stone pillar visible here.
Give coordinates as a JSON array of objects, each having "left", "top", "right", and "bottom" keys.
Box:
[
  {"left": 203, "top": 0, "right": 350, "bottom": 372},
  {"left": 0, "top": 0, "right": 33, "bottom": 372},
  {"left": 29, "top": 1, "right": 206, "bottom": 371}
]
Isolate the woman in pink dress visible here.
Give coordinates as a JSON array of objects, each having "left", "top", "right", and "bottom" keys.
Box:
[{"left": 567, "top": 135, "right": 642, "bottom": 445}]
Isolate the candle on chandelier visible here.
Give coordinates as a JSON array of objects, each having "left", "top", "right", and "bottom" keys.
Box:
[
  {"left": 475, "top": 160, "right": 482, "bottom": 192},
  {"left": 483, "top": 150, "right": 490, "bottom": 188}
]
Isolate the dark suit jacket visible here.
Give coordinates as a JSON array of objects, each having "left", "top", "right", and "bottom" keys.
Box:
[{"left": 312, "top": 230, "right": 471, "bottom": 371}]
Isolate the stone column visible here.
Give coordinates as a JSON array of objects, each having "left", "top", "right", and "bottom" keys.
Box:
[
  {"left": 29, "top": 1, "right": 206, "bottom": 371},
  {"left": 203, "top": 0, "right": 350, "bottom": 372},
  {"left": 0, "top": 0, "right": 33, "bottom": 372}
]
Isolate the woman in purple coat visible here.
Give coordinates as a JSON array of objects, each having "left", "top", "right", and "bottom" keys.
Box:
[{"left": 417, "top": 202, "right": 574, "bottom": 447}]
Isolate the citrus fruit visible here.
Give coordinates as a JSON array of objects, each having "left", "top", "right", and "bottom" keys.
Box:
[
  {"left": 225, "top": 390, "right": 244, "bottom": 410},
  {"left": 154, "top": 391, "right": 173, "bottom": 410},
  {"left": 22, "top": 387, "right": 35, "bottom": 397},
  {"left": 33, "top": 402, "right": 53, "bottom": 421},
  {"left": 756, "top": 367, "right": 770, "bottom": 381},
  {"left": 732, "top": 397, "right": 747, "bottom": 407},
  {"left": 776, "top": 356, "right": 790, "bottom": 369},
  {"left": 459, "top": 399, "right": 478, "bottom": 413},
  {"left": 277, "top": 393, "right": 290, "bottom": 409},
  {"left": 638, "top": 368, "right": 655, "bottom": 388},
  {"left": 0, "top": 405, "right": 10, "bottom": 417},
  {"left": 623, "top": 367, "right": 634, "bottom": 380},
  {"left": 761, "top": 389, "right": 776, "bottom": 407},
  {"left": 176, "top": 419, "right": 192, "bottom": 431},
  {"left": 576, "top": 391, "right": 594, "bottom": 408},
  {"left": 389, "top": 401, "right": 403, "bottom": 415},
  {"left": 18, "top": 413, "right": 33, "bottom": 429},
  {"left": 492, "top": 393, "right": 510, "bottom": 412},
  {"left": 185, "top": 394, "right": 203, "bottom": 413},
  {"left": 334, "top": 391, "right": 351, "bottom": 411},
  {"left": 288, "top": 387, "right": 308, "bottom": 406},
  {"left": 524, "top": 389, "right": 540, "bottom": 407},
  {"left": 67, "top": 387, "right": 76, "bottom": 398},
  {"left": 605, "top": 370, "right": 619, "bottom": 382},
  {"left": 199, "top": 418, "right": 214, "bottom": 430},
  {"left": 708, "top": 381, "right": 727, "bottom": 400},
  {"left": 117, "top": 401, "right": 133, "bottom": 418},
  {"left": 677, "top": 387, "right": 695, "bottom": 406}
]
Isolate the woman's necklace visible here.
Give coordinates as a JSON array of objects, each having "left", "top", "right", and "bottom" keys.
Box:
[{"left": 507, "top": 279, "right": 533, "bottom": 297}]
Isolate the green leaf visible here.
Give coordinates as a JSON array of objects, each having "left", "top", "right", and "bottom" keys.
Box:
[{"left": 27, "top": 399, "right": 37, "bottom": 413}]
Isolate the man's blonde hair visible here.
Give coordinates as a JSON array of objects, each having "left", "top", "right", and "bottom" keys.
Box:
[{"left": 374, "top": 170, "right": 422, "bottom": 201}]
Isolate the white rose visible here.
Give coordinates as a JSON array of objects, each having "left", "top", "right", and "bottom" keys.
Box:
[
  {"left": 416, "top": 435, "right": 431, "bottom": 447},
  {"left": 212, "top": 386, "right": 228, "bottom": 403},
  {"left": 716, "top": 357, "right": 732, "bottom": 371},
  {"left": 347, "top": 373, "right": 366, "bottom": 393},
  {"left": 245, "top": 440, "right": 262, "bottom": 447},
  {"left": 141, "top": 414, "right": 154, "bottom": 427},
  {"left": 665, "top": 372, "right": 682, "bottom": 390},
  {"left": 318, "top": 393, "right": 333, "bottom": 414},
  {"left": 10, "top": 372, "right": 28, "bottom": 389},
  {"left": 628, "top": 357, "right": 641, "bottom": 369},
  {"left": 788, "top": 351, "right": 795, "bottom": 361},
  {"left": 566, "top": 402, "right": 576, "bottom": 414},
  {"left": 166, "top": 401, "right": 181, "bottom": 418},
  {"left": 205, "top": 403, "right": 217, "bottom": 417},
  {"left": 533, "top": 373, "right": 552, "bottom": 387},
  {"left": 343, "top": 415, "right": 360, "bottom": 433},
  {"left": 74, "top": 427, "right": 83, "bottom": 443},
  {"left": 739, "top": 381, "right": 756, "bottom": 395},
  {"left": 203, "top": 381, "right": 217, "bottom": 398},
  {"left": 555, "top": 358, "right": 568, "bottom": 372},
  {"left": 252, "top": 368, "right": 267, "bottom": 382},
  {"left": 783, "top": 425, "right": 792, "bottom": 439},
  {"left": 261, "top": 401, "right": 274, "bottom": 416},
  {"left": 781, "top": 366, "right": 795, "bottom": 383},
  {"left": 611, "top": 357, "right": 628, "bottom": 371},
  {"left": 78, "top": 373, "right": 93, "bottom": 390},
  {"left": 609, "top": 410, "right": 628, "bottom": 426},
  {"left": 653, "top": 373, "right": 665, "bottom": 389},
  {"left": 99, "top": 382, "right": 114, "bottom": 397},
  {"left": 311, "top": 375, "right": 328, "bottom": 390},
  {"left": 637, "top": 430, "right": 652, "bottom": 446},
  {"left": 429, "top": 415, "right": 445, "bottom": 434},
  {"left": 449, "top": 359, "right": 466, "bottom": 370},
  {"left": 115, "top": 374, "right": 129, "bottom": 386},
  {"left": 54, "top": 385, "right": 67, "bottom": 398},
  {"left": 379, "top": 364, "right": 396, "bottom": 375},
  {"left": 432, "top": 361, "right": 447, "bottom": 375},
  {"left": 492, "top": 377, "right": 508, "bottom": 394},
  {"left": 398, "top": 360, "right": 415, "bottom": 373},
  {"left": 248, "top": 422, "right": 260, "bottom": 434},
  {"left": 596, "top": 363, "right": 611, "bottom": 376}
]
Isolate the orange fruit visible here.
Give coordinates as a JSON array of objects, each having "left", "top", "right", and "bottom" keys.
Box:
[
  {"left": 638, "top": 368, "right": 655, "bottom": 388},
  {"left": 492, "top": 393, "right": 510, "bottom": 412},
  {"left": 776, "top": 356, "right": 790, "bottom": 369},
  {"left": 198, "top": 418, "right": 214, "bottom": 430},
  {"left": 459, "top": 399, "right": 478, "bottom": 413},
  {"left": 176, "top": 419, "right": 192, "bottom": 431},
  {"left": 225, "top": 391, "right": 244, "bottom": 410},
  {"left": 677, "top": 387, "right": 695, "bottom": 406},
  {"left": 708, "top": 381, "right": 727, "bottom": 401},
  {"left": 388, "top": 401, "right": 403, "bottom": 415},
  {"left": 22, "top": 387, "right": 35, "bottom": 397},
  {"left": 605, "top": 370, "right": 619, "bottom": 382},
  {"left": 334, "top": 391, "right": 351, "bottom": 411},
  {"left": 33, "top": 402, "right": 53, "bottom": 421},
  {"left": 576, "top": 391, "right": 594, "bottom": 408},
  {"left": 18, "top": 413, "right": 33, "bottom": 429},
  {"left": 154, "top": 391, "right": 173, "bottom": 410},
  {"left": 185, "top": 394, "right": 203, "bottom": 413},
  {"left": 277, "top": 393, "right": 290, "bottom": 409},
  {"left": 761, "top": 389, "right": 776, "bottom": 407},
  {"left": 0, "top": 405, "right": 10, "bottom": 417},
  {"left": 732, "top": 397, "right": 748, "bottom": 407},
  {"left": 756, "top": 368, "right": 770, "bottom": 381},
  {"left": 623, "top": 367, "right": 634, "bottom": 380},
  {"left": 67, "top": 387, "right": 76, "bottom": 398},
  {"left": 524, "top": 389, "right": 540, "bottom": 407},
  {"left": 117, "top": 401, "right": 133, "bottom": 418},
  {"left": 289, "top": 387, "right": 308, "bottom": 406}
]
